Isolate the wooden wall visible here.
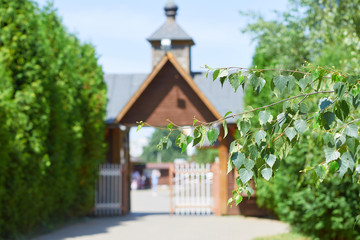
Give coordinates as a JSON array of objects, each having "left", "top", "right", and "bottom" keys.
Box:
[{"left": 120, "top": 61, "right": 217, "bottom": 126}]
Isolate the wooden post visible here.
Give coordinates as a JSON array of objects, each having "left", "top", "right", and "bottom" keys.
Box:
[
  {"left": 211, "top": 162, "right": 220, "bottom": 216},
  {"left": 218, "top": 127, "right": 229, "bottom": 215},
  {"left": 169, "top": 163, "right": 174, "bottom": 215}
]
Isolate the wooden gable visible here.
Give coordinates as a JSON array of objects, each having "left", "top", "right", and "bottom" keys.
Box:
[{"left": 115, "top": 53, "right": 221, "bottom": 126}]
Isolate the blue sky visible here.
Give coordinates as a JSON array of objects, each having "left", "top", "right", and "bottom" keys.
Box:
[{"left": 35, "top": 0, "right": 290, "bottom": 157}]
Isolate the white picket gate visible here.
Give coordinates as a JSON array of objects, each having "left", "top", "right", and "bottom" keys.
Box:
[
  {"left": 94, "top": 163, "right": 122, "bottom": 216},
  {"left": 170, "top": 163, "right": 213, "bottom": 215}
]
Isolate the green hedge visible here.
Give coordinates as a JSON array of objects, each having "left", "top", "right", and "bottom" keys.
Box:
[{"left": 0, "top": 1, "right": 106, "bottom": 238}]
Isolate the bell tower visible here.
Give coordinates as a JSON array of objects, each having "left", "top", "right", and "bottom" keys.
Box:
[{"left": 147, "top": 1, "right": 195, "bottom": 73}]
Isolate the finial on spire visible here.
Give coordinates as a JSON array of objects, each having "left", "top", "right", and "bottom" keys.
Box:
[{"left": 164, "top": 0, "right": 178, "bottom": 20}]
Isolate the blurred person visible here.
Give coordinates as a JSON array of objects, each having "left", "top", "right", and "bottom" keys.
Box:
[{"left": 151, "top": 169, "right": 161, "bottom": 196}]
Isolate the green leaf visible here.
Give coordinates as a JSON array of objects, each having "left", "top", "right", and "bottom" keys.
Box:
[
  {"left": 193, "top": 127, "right": 202, "bottom": 146},
  {"left": 352, "top": 94, "right": 360, "bottom": 109},
  {"left": 315, "top": 165, "right": 327, "bottom": 180},
  {"left": 273, "top": 75, "right": 288, "bottom": 93},
  {"left": 266, "top": 154, "right": 276, "bottom": 168},
  {"left": 166, "top": 139, "right": 172, "bottom": 149},
  {"left": 334, "top": 82, "right": 346, "bottom": 98},
  {"left": 299, "top": 102, "right": 308, "bottom": 114},
  {"left": 237, "top": 120, "right": 250, "bottom": 136},
  {"left": 218, "top": 69, "right": 228, "bottom": 78},
  {"left": 239, "top": 168, "right": 253, "bottom": 184},
  {"left": 250, "top": 74, "right": 266, "bottom": 95},
  {"left": 246, "top": 186, "right": 254, "bottom": 197},
  {"left": 285, "top": 127, "right": 297, "bottom": 141},
  {"left": 255, "top": 77, "right": 266, "bottom": 95},
  {"left": 346, "top": 137, "right": 357, "bottom": 154},
  {"left": 249, "top": 145, "right": 258, "bottom": 159},
  {"left": 344, "top": 124, "right": 358, "bottom": 138},
  {"left": 322, "top": 112, "right": 335, "bottom": 126},
  {"left": 231, "top": 152, "right": 245, "bottom": 170},
  {"left": 294, "top": 119, "right": 307, "bottom": 134},
  {"left": 212, "top": 69, "right": 220, "bottom": 81},
  {"left": 227, "top": 197, "right": 233, "bottom": 206},
  {"left": 239, "top": 73, "right": 244, "bottom": 85},
  {"left": 186, "top": 136, "right": 193, "bottom": 145},
  {"left": 277, "top": 113, "right": 286, "bottom": 128},
  {"left": 287, "top": 75, "right": 296, "bottom": 92},
  {"left": 244, "top": 158, "right": 255, "bottom": 170},
  {"left": 259, "top": 111, "right": 271, "bottom": 125},
  {"left": 318, "top": 98, "right": 332, "bottom": 111},
  {"left": 261, "top": 168, "right": 272, "bottom": 181},
  {"left": 235, "top": 195, "right": 243, "bottom": 206},
  {"left": 224, "top": 111, "right": 232, "bottom": 118},
  {"left": 167, "top": 123, "right": 173, "bottom": 130},
  {"left": 346, "top": 75, "right": 357, "bottom": 84},
  {"left": 136, "top": 121, "right": 145, "bottom": 132},
  {"left": 219, "top": 76, "right": 227, "bottom": 86},
  {"left": 207, "top": 128, "right": 219, "bottom": 146},
  {"left": 298, "top": 75, "right": 312, "bottom": 91},
  {"left": 229, "top": 73, "right": 240, "bottom": 92},
  {"left": 227, "top": 157, "right": 234, "bottom": 174},
  {"left": 324, "top": 148, "right": 340, "bottom": 163},
  {"left": 223, "top": 120, "right": 228, "bottom": 138},
  {"left": 339, "top": 152, "right": 355, "bottom": 178},
  {"left": 329, "top": 161, "right": 339, "bottom": 173},
  {"left": 199, "top": 127, "right": 207, "bottom": 147},
  {"left": 334, "top": 100, "right": 349, "bottom": 121},
  {"left": 254, "top": 130, "right": 266, "bottom": 146}
]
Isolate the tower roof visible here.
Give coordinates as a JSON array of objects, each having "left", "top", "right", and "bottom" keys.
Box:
[{"left": 147, "top": 1, "right": 194, "bottom": 45}]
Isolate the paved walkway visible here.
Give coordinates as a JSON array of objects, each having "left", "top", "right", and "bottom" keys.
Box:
[{"left": 33, "top": 188, "right": 289, "bottom": 240}]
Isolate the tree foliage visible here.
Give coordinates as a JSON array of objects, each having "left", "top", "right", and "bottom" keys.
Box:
[
  {"left": 0, "top": 1, "right": 106, "bottom": 238},
  {"left": 241, "top": 1, "right": 360, "bottom": 238},
  {"left": 141, "top": 129, "right": 187, "bottom": 162}
]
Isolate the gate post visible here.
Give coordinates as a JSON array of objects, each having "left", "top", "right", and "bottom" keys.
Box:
[
  {"left": 218, "top": 127, "right": 229, "bottom": 215},
  {"left": 169, "top": 163, "right": 175, "bottom": 215},
  {"left": 211, "top": 162, "right": 220, "bottom": 216}
]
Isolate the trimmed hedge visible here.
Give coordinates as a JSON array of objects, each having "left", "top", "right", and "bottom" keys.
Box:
[{"left": 0, "top": 1, "right": 106, "bottom": 238}]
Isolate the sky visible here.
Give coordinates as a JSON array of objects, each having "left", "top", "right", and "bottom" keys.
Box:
[{"left": 35, "top": 0, "right": 290, "bottom": 157}]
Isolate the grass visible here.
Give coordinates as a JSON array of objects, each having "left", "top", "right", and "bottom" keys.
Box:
[{"left": 253, "top": 232, "right": 311, "bottom": 240}]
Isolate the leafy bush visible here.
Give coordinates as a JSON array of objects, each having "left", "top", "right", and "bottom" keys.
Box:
[
  {"left": 0, "top": 1, "right": 106, "bottom": 238},
  {"left": 256, "top": 135, "right": 360, "bottom": 239}
]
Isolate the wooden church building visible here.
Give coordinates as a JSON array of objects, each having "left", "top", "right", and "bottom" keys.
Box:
[{"left": 103, "top": 1, "right": 250, "bottom": 216}]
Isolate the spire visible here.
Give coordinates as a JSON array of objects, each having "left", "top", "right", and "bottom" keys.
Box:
[
  {"left": 147, "top": 1, "right": 194, "bottom": 73},
  {"left": 164, "top": 0, "right": 178, "bottom": 20}
]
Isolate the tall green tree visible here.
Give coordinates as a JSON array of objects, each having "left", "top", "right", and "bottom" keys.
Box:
[
  {"left": 141, "top": 129, "right": 187, "bottom": 162},
  {"left": 241, "top": 0, "right": 360, "bottom": 238}
]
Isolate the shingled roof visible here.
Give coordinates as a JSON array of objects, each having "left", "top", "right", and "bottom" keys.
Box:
[
  {"left": 104, "top": 71, "right": 243, "bottom": 124},
  {"left": 147, "top": 1, "right": 194, "bottom": 45}
]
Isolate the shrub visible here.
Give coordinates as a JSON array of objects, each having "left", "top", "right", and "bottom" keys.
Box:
[
  {"left": 256, "top": 135, "right": 360, "bottom": 240},
  {"left": 0, "top": 1, "right": 106, "bottom": 238}
]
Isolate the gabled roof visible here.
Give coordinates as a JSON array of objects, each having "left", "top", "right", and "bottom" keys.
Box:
[
  {"left": 104, "top": 73, "right": 148, "bottom": 123},
  {"left": 114, "top": 52, "right": 221, "bottom": 124},
  {"left": 104, "top": 65, "right": 244, "bottom": 124},
  {"left": 147, "top": 20, "right": 195, "bottom": 45}
]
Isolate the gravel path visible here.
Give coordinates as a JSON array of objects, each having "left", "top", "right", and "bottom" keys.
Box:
[{"left": 33, "top": 188, "right": 289, "bottom": 240}]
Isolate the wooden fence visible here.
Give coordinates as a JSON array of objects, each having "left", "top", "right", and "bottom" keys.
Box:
[
  {"left": 170, "top": 162, "right": 216, "bottom": 215},
  {"left": 94, "top": 163, "right": 123, "bottom": 216}
]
